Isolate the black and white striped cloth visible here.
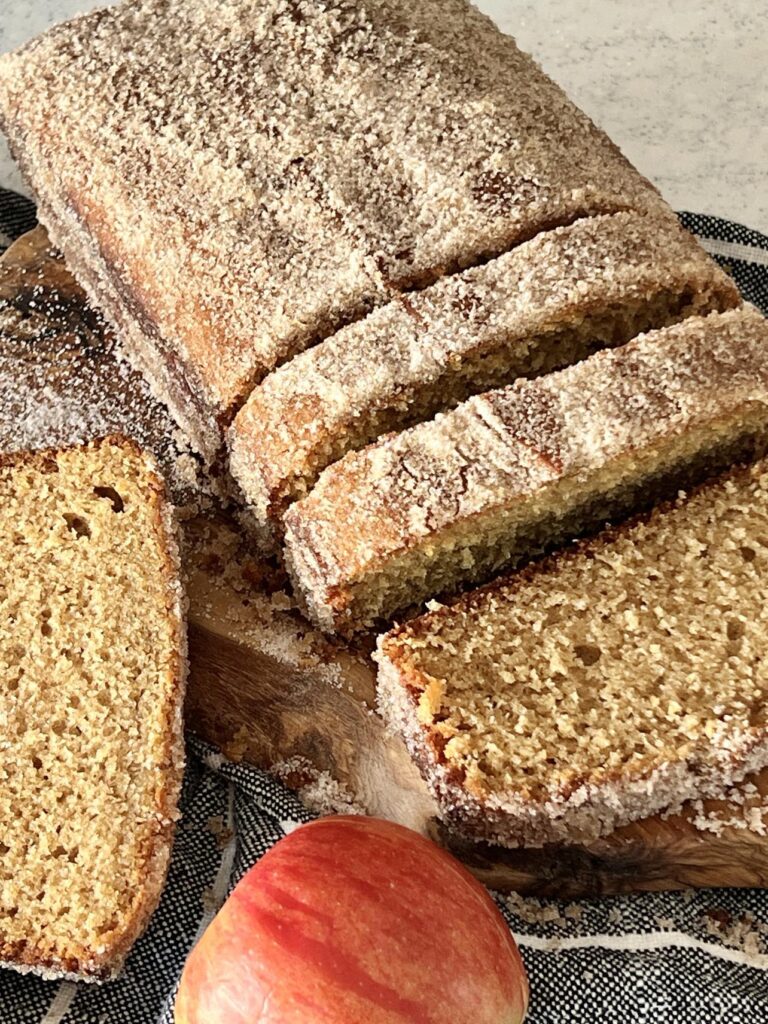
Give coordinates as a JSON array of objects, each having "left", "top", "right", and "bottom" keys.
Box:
[{"left": 2, "top": 189, "right": 768, "bottom": 1024}]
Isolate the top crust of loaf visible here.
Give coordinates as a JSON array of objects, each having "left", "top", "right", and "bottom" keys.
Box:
[
  {"left": 228, "top": 209, "right": 738, "bottom": 536},
  {"left": 283, "top": 306, "right": 768, "bottom": 633},
  {"left": 0, "top": 436, "right": 186, "bottom": 981},
  {"left": 0, "top": 0, "right": 668, "bottom": 452},
  {"left": 376, "top": 460, "right": 768, "bottom": 847}
]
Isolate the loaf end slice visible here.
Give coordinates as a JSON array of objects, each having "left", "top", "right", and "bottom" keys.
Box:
[
  {"left": 0, "top": 436, "right": 186, "bottom": 980},
  {"left": 229, "top": 210, "right": 739, "bottom": 543},
  {"left": 284, "top": 306, "right": 768, "bottom": 634},
  {"left": 377, "top": 459, "right": 768, "bottom": 846}
]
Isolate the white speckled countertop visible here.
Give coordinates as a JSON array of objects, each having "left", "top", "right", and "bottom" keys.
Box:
[{"left": 1, "top": 0, "right": 766, "bottom": 231}]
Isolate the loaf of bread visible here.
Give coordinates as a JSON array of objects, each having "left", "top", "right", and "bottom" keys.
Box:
[
  {"left": 0, "top": 0, "right": 671, "bottom": 460},
  {"left": 376, "top": 459, "right": 768, "bottom": 846},
  {"left": 284, "top": 306, "right": 768, "bottom": 634},
  {"left": 229, "top": 210, "right": 738, "bottom": 542},
  {"left": 0, "top": 437, "right": 186, "bottom": 980}
]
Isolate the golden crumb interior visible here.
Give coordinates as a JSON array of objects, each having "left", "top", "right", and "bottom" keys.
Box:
[
  {"left": 0, "top": 440, "right": 182, "bottom": 976},
  {"left": 391, "top": 463, "right": 768, "bottom": 803},
  {"left": 423, "top": 289, "right": 709, "bottom": 409},
  {"left": 339, "top": 407, "right": 768, "bottom": 632}
]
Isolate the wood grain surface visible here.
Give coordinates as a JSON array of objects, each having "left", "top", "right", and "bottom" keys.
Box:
[{"left": 3, "top": 226, "right": 768, "bottom": 897}]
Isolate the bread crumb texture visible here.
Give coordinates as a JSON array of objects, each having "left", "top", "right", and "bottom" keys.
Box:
[
  {"left": 0, "top": 437, "right": 185, "bottom": 980},
  {"left": 377, "top": 460, "right": 768, "bottom": 846},
  {"left": 285, "top": 306, "right": 768, "bottom": 634}
]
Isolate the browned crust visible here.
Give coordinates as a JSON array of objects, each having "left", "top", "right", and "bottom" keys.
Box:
[
  {"left": 228, "top": 209, "right": 740, "bottom": 543},
  {"left": 32, "top": 179, "right": 222, "bottom": 463},
  {"left": 0, "top": 0, "right": 677, "bottom": 461},
  {"left": 0, "top": 96, "right": 231, "bottom": 463},
  {"left": 66, "top": 190, "right": 225, "bottom": 437},
  {"left": 0, "top": 435, "right": 187, "bottom": 981}
]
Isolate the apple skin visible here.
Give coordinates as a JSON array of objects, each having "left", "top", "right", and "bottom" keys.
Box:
[{"left": 175, "top": 815, "right": 528, "bottom": 1024}]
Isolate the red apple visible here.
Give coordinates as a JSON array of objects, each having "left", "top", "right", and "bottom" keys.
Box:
[{"left": 175, "top": 815, "right": 528, "bottom": 1023}]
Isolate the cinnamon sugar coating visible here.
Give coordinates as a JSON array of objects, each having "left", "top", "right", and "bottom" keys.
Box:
[
  {"left": 284, "top": 306, "right": 768, "bottom": 633},
  {"left": 229, "top": 210, "right": 738, "bottom": 539},
  {"left": 0, "top": 227, "right": 210, "bottom": 509},
  {"left": 0, "top": 0, "right": 669, "bottom": 457}
]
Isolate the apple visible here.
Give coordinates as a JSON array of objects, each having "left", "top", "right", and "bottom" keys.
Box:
[{"left": 175, "top": 815, "right": 528, "bottom": 1023}]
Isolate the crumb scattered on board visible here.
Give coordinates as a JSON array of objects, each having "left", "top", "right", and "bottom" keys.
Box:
[
  {"left": 272, "top": 756, "right": 365, "bottom": 817},
  {"left": 183, "top": 513, "right": 371, "bottom": 685}
]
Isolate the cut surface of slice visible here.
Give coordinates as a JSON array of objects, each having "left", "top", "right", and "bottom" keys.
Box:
[
  {"left": 0, "top": 437, "right": 186, "bottom": 980},
  {"left": 376, "top": 459, "right": 768, "bottom": 847},
  {"left": 229, "top": 211, "right": 738, "bottom": 541},
  {"left": 284, "top": 306, "right": 768, "bottom": 634}
]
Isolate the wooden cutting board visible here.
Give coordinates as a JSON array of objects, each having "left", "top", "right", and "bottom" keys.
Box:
[{"left": 4, "top": 225, "right": 768, "bottom": 898}]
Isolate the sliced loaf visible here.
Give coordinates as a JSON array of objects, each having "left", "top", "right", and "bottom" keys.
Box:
[
  {"left": 0, "top": 0, "right": 671, "bottom": 458},
  {"left": 284, "top": 305, "right": 768, "bottom": 634},
  {"left": 229, "top": 211, "right": 738, "bottom": 542},
  {"left": 376, "top": 459, "right": 768, "bottom": 846},
  {"left": 0, "top": 437, "right": 186, "bottom": 980}
]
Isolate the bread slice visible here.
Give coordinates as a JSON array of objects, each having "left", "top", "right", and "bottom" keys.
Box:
[
  {"left": 376, "top": 459, "right": 768, "bottom": 846},
  {"left": 229, "top": 211, "right": 738, "bottom": 541},
  {"left": 0, "top": 0, "right": 670, "bottom": 459},
  {"left": 0, "top": 436, "right": 186, "bottom": 980},
  {"left": 284, "top": 306, "right": 768, "bottom": 634}
]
